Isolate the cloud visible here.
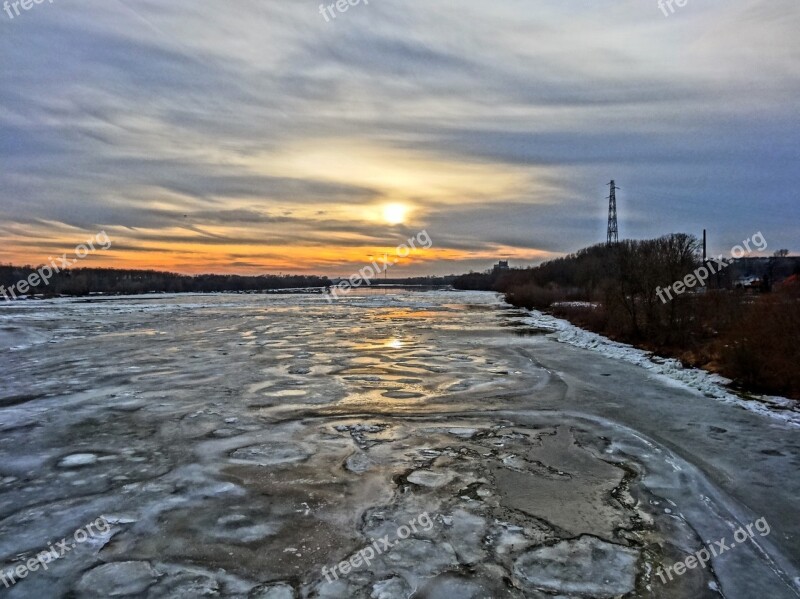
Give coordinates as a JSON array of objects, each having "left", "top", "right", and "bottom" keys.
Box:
[{"left": 0, "top": 0, "right": 798, "bottom": 274}]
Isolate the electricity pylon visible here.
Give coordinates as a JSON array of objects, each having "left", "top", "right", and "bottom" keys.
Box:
[{"left": 607, "top": 180, "right": 619, "bottom": 245}]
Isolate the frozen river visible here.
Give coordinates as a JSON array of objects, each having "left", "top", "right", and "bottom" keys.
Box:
[{"left": 0, "top": 290, "right": 798, "bottom": 598}]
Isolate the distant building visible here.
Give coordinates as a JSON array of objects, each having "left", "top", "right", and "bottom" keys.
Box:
[
  {"left": 727, "top": 256, "right": 800, "bottom": 291},
  {"left": 493, "top": 260, "right": 509, "bottom": 273}
]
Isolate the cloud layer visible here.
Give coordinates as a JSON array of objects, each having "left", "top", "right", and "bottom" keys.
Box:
[{"left": 1, "top": 0, "right": 798, "bottom": 275}]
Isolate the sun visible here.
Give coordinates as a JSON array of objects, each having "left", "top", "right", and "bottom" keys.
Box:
[{"left": 382, "top": 203, "right": 408, "bottom": 225}]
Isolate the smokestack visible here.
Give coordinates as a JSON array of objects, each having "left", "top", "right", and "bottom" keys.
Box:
[{"left": 703, "top": 229, "right": 707, "bottom": 262}]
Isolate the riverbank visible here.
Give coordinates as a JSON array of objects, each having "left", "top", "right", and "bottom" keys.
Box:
[
  {"left": 518, "top": 306, "right": 800, "bottom": 427},
  {"left": 503, "top": 284, "right": 800, "bottom": 401}
]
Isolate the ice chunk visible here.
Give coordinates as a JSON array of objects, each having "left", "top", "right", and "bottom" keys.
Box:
[
  {"left": 230, "top": 442, "right": 310, "bottom": 466},
  {"left": 145, "top": 563, "right": 255, "bottom": 597},
  {"left": 442, "top": 509, "right": 487, "bottom": 564},
  {"left": 406, "top": 470, "right": 455, "bottom": 488},
  {"left": 447, "top": 428, "right": 479, "bottom": 438},
  {"left": 75, "top": 561, "right": 158, "bottom": 597},
  {"left": 383, "top": 538, "right": 458, "bottom": 572},
  {"left": 250, "top": 582, "right": 296, "bottom": 599},
  {"left": 146, "top": 570, "right": 219, "bottom": 597},
  {"left": 210, "top": 513, "right": 277, "bottom": 543},
  {"left": 58, "top": 453, "right": 99, "bottom": 468},
  {"left": 371, "top": 577, "right": 412, "bottom": 598},
  {"left": 514, "top": 536, "right": 639, "bottom": 597},
  {"left": 415, "top": 573, "right": 493, "bottom": 598},
  {"left": 345, "top": 451, "right": 374, "bottom": 473}
]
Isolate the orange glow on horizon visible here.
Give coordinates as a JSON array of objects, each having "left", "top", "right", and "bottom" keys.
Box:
[{"left": 1, "top": 236, "right": 557, "bottom": 276}]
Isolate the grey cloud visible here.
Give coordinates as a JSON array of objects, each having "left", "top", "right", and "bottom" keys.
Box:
[{"left": 1, "top": 0, "right": 798, "bottom": 272}]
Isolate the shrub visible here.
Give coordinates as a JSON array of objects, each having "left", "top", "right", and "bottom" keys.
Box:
[{"left": 719, "top": 287, "right": 800, "bottom": 398}]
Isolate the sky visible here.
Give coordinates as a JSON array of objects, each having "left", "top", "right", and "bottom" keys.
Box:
[{"left": 0, "top": 0, "right": 798, "bottom": 276}]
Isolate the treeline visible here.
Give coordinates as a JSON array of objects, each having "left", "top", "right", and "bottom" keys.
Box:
[
  {"left": 0, "top": 266, "right": 330, "bottom": 297},
  {"left": 372, "top": 276, "right": 457, "bottom": 286},
  {"left": 454, "top": 234, "right": 800, "bottom": 399}
]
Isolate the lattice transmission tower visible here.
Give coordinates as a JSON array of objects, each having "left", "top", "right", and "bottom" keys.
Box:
[{"left": 606, "top": 180, "right": 619, "bottom": 245}]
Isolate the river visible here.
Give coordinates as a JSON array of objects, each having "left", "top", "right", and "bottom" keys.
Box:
[{"left": 0, "top": 290, "right": 797, "bottom": 598}]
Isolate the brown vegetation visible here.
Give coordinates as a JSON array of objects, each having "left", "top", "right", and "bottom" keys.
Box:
[
  {"left": 718, "top": 284, "right": 800, "bottom": 398},
  {"left": 455, "top": 235, "right": 800, "bottom": 400}
]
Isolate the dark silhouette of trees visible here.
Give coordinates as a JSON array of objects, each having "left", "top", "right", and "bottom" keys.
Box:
[{"left": 0, "top": 266, "right": 330, "bottom": 297}]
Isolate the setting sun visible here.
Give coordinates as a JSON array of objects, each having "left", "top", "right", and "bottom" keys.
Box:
[{"left": 383, "top": 203, "right": 409, "bottom": 225}]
